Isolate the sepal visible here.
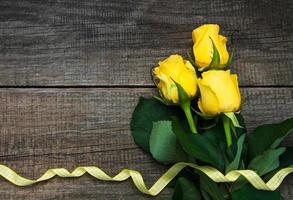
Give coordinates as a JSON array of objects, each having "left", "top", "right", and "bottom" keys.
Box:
[{"left": 198, "top": 38, "right": 222, "bottom": 72}]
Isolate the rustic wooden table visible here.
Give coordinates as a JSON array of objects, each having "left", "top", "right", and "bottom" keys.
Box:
[{"left": 0, "top": 0, "right": 292, "bottom": 199}]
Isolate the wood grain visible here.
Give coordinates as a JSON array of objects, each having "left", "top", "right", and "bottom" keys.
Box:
[
  {"left": 0, "top": 0, "right": 292, "bottom": 86},
  {"left": 0, "top": 0, "right": 292, "bottom": 199},
  {"left": 0, "top": 88, "right": 291, "bottom": 199}
]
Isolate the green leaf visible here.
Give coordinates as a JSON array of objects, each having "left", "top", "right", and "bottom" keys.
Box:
[
  {"left": 173, "top": 80, "right": 198, "bottom": 134},
  {"left": 279, "top": 147, "right": 293, "bottom": 168},
  {"left": 172, "top": 80, "right": 189, "bottom": 105},
  {"left": 198, "top": 117, "right": 218, "bottom": 130},
  {"left": 210, "top": 41, "right": 220, "bottom": 67},
  {"left": 232, "top": 113, "right": 247, "bottom": 138},
  {"left": 248, "top": 147, "right": 286, "bottom": 176},
  {"left": 167, "top": 165, "right": 199, "bottom": 189},
  {"left": 130, "top": 97, "right": 182, "bottom": 152},
  {"left": 150, "top": 121, "right": 186, "bottom": 164},
  {"left": 235, "top": 113, "right": 246, "bottom": 129},
  {"left": 200, "top": 188, "right": 212, "bottom": 200},
  {"left": 199, "top": 39, "right": 220, "bottom": 72},
  {"left": 248, "top": 118, "right": 293, "bottom": 160},
  {"left": 172, "top": 117, "right": 225, "bottom": 171},
  {"left": 263, "top": 147, "right": 293, "bottom": 182},
  {"left": 226, "top": 134, "right": 246, "bottom": 173},
  {"left": 201, "top": 122, "right": 228, "bottom": 165},
  {"left": 225, "top": 50, "right": 234, "bottom": 67},
  {"left": 231, "top": 184, "right": 282, "bottom": 200},
  {"left": 172, "top": 177, "right": 201, "bottom": 200},
  {"left": 157, "top": 198, "right": 172, "bottom": 200},
  {"left": 199, "top": 171, "right": 225, "bottom": 200},
  {"left": 150, "top": 121, "right": 177, "bottom": 163}
]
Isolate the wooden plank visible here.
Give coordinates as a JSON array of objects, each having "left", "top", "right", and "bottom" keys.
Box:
[
  {"left": 0, "top": 88, "right": 292, "bottom": 199},
  {"left": 0, "top": 0, "right": 292, "bottom": 86}
]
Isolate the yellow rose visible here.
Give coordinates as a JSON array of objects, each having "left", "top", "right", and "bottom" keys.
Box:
[
  {"left": 153, "top": 54, "right": 197, "bottom": 104},
  {"left": 197, "top": 70, "right": 241, "bottom": 116},
  {"left": 192, "top": 24, "right": 229, "bottom": 69}
]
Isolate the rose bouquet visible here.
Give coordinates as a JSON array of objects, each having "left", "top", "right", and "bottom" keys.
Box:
[
  {"left": 0, "top": 24, "right": 292, "bottom": 200},
  {"left": 131, "top": 24, "right": 293, "bottom": 200}
]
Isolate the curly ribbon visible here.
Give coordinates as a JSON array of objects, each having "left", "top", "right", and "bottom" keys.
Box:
[{"left": 0, "top": 163, "right": 292, "bottom": 196}]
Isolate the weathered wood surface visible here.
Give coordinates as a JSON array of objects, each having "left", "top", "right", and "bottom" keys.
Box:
[
  {"left": 0, "top": 0, "right": 292, "bottom": 86},
  {"left": 0, "top": 88, "right": 292, "bottom": 199},
  {"left": 0, "top": 0, "right": 292, "bottom": 199}
]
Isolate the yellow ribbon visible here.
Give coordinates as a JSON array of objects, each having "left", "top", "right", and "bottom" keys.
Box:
[{"left": 0, "top": 163, "right": 292, "bottom": 196}]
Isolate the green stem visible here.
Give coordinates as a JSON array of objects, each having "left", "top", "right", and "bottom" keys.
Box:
[
  {"left": 181, "top": 101, "right": 198, "bottom": 134},
  {"left": 222, "top": 115, "right": 232, "bottom": 147}
]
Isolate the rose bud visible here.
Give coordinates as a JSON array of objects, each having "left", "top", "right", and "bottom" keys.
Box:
[
  {"left": 152, "top": 54, "right": 197, "bottom": 104},
  {"left": 192, "top": 24, "right": 229, "bottom": 69},
  {"left": 197, "top": 70, "right": 241, "bottom": 116}
]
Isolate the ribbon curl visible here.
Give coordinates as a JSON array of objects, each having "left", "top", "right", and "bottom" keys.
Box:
[{"left": 0, "top": 163, "right": 292, "bottom": 196}]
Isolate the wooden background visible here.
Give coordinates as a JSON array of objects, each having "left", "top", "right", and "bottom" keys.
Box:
[{"left": 0, "top": 0, "right": 292, "bottom": 199}]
